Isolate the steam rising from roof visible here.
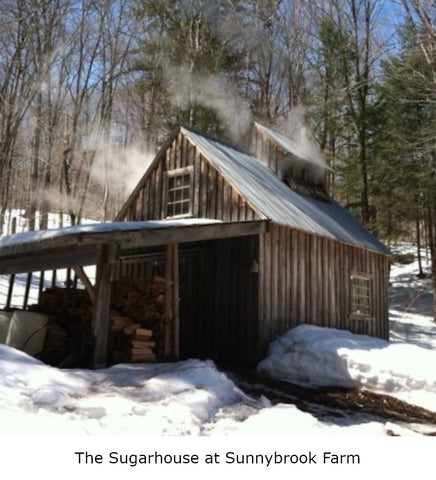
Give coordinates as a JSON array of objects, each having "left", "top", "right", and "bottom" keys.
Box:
[{"left": 278, "top": 105, "right": 327, "bottom": 168}]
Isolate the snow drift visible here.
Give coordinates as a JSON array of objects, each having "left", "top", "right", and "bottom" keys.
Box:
[
  {"left": 258, "top": 324, "right": 436, "bottom": 412},
  {"left": 0, "top": 347, "right": 252, "bottom": 435}
]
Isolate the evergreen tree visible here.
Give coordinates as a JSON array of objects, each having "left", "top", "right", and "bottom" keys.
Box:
[
  {"left": 133, "top": 0, "right": 246, "bottom": 144},
  {"left": 378, "top": 20, "right": 436, "bottom": 319}
]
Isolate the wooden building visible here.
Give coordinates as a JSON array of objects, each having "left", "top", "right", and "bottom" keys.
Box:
[
  {"left": 0, "top": 122, "right": 390, "bottom": 367},
  {"left": 114, "top": 123, "right": 391, "bottom": 366}
]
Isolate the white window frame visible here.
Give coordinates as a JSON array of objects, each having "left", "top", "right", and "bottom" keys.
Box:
[
  {"left": 164, "top": 167, "right": 193, "bottom": 218},
  {"left": 350, "top": 273, "right": 372, "bottom": 317}
]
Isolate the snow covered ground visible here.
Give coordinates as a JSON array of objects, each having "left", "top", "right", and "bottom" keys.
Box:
[{"left": 0, "top": 239, "right": 435, "bottom": 437}]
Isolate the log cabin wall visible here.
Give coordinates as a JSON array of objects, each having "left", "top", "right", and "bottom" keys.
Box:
[
  {"left": 119, "top": 131, "right": 262, "bottom": 223},
  {"left": 257, "top": 223, "right": 390, "bottom": 357}
]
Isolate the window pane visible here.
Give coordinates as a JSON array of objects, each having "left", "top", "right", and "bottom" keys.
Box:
[
  {"left": 167, "top": 171, "right": 192, "bottom": 217},
  {"left": 350, "top": 275, "right": 371, "bottom": 316}
]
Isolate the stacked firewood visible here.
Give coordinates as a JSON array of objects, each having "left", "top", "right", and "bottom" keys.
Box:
[
  {"left": 111, "top": 276, "right": 166, "bottom": 323},
  {"left": 32, "top": 277, "right": 166, "bottom": 365},
  {"left": 33, "top": 286, "right": 93, "bottom": 349},
  {"left": 110, "top": 276, "right": 166, "bottom": 357},
  {"left": 107, "top": 314, "right": 156, "bottom": 364},
  {"left": 130, "top": 327, "right": 156, "bottom": 362}
]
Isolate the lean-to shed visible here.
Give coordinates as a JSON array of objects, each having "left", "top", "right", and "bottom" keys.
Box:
[{"left": 115, "top": 124, "right": 390, "bottom": 365}]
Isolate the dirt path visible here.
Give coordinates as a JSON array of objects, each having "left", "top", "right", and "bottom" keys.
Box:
[{"left": 224, "top": 367, "right": 436, "bottom": 434}]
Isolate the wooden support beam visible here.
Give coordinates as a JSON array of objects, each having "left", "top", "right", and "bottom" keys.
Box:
[
  {"left": 164, "top": 243, "right": 180, "bottom": 359},
  {"left": 0, "top": 245, "right": 99, "bottom": 274},
  {"left": 66, "top": 267, "right": 72, "bottom": 288},
  {"left": 92, "top": 244, "right": 112, "bottom": 368},
  {"left": 66, "top": 221, "right": 267, "bottom": 251},
  {"left": 164, "top": 244, "right": 172, "bottom": 358},
  {"left": 72, "top": 266, "right": 95, "bottom": 304},
  {"left": 136, "top": 221, "right": 268, "bottom": 248},
  {"left": 23, "top": 272, "right": 32, "bottom": 309},
  {"left": 5, "top": 274, "right": 15, "bottom": 309},
  {"left": 172, "top": 243, "right": 180, "bottom": 359},
  {"left": 38, "top": 271, "right": 45, "bottom": 303}
]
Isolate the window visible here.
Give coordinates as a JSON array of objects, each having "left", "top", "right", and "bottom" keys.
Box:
[
  {"left": 350, "top": 274, "right": 371, "bottom": 316},
  {"left": 165, "top": 168, "right": 193, "bottom": 218}
]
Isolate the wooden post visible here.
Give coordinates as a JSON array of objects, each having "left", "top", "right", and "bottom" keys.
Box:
[
  {"left": 164, "top": 244, "right": 172, "bottom": 357},
  {"left": 23, "top": 272, "right": 32, "bottom": 309},
  {"left": 38, "top": 271, "right": 45, "bottom": 303},
  {"left": 92, "top": 244, "right": 112, "bottom": 368},
  {"left": 73, "top": 266, "right": 95, "bottom": 304},
  {"left": 164, "top": 242, "right": 180, "bottom": 359},
  {"left": 5, "top": 274, "right": 15, "bottom": 309},
  {"left": 65, "top": 267, "right": 72, "bottom": 288},
  {"left": 172, "top": 243, "right": 180, "bottom": 359}
]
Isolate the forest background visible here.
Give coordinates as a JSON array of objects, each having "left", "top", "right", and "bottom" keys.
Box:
[{"left": 0, "top": 0, "right": 435, "bottom": 318}]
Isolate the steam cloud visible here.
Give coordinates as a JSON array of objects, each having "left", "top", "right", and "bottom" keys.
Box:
[
  {"left": 278, "top": 104, "right": 326, "bottom": 167},
  {"left": 90, "top": 145, "right": 154, "bottom": 196},
  {"left": 165, "top": 64, "right": 252, "bottom": 141}
]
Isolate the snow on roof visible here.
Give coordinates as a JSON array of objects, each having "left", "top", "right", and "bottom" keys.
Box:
[
  {"left": 0, "top": 218, "right": 221, "bottom": 248},
  {"left": 182, "top": 127, "right": 389, "bottom": 255}
]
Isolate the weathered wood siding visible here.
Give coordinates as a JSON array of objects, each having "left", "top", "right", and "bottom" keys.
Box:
[
  {"left": 119, "top": 131, "right": 261, "bottom": 222},
  {"left": 257, "top": 223, "right": 390, "bottom": 357},
  {"left": 114, "top": 128, "right": 390, "bottom": 366},
  {"left": 251, "top": 125, "right": 282, "bottom": 176},
  {"left": 179, "top": 236, "right": 259, "bottom": 365},
  {"left": 111, "top": 236, "right": 260, "bottom": 365}
]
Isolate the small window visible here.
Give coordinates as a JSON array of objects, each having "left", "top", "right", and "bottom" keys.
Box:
[
  {"left": 166, "top": 168, "right": 193, "bottom": 218},
  {"left": 350, "top": 274, "right": 371, "bottom": 316}
]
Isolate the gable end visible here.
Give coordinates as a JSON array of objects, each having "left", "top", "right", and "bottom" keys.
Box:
[{"left": 116, "top": 128, "right": 263, "bottom": 223}]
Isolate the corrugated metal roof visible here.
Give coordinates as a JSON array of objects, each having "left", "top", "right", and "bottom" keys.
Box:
[{"left": 182, "top": 126, "right": 390, "bottom": 255}]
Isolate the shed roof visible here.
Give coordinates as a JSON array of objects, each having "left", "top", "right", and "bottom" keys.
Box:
[
  {"left": 181, "top": 126, "right": 389, "bottom": 255},
  {"left": 0, "top": 219, "right": 267, "bottom": 274}
]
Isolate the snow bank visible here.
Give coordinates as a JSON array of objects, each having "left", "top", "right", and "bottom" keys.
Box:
[
  {"left": 1, "top": 343, "right": 416, "bottom": 436},
  {"left": 207, "top": 403, "right": 406, "bottom": 436},
  {"left": 258, "top": 324, "right": 436, "bottom": 412},
  {"left": 0, "top": 346, "right": 250, "bottom": 435}
]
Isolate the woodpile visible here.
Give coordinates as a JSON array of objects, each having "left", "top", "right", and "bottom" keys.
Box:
[
  {"left": 32, "top": 276, "right": 166, "bottom": 366},
  {"left": 107, "top": 316, "right": 156, "bottom": 364},
  {"left": 32, "top": 286, "right": 93, "bottom": 349},
  {"left": 110, "top": 276, "right": 166, "bottom": 359},
  {"left": 130, "top": 327, "right": 156, "bottom": 362},
  {"left": 111, "top": 276, "right": 166, "bottom": 325}
]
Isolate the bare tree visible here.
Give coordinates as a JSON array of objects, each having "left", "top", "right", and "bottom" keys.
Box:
[
  {"left": 0, "top": 1, "right": 40, "bottom": 225},
  {"left": 23, "top": 0, "right": 72, "bottom": 230}
]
